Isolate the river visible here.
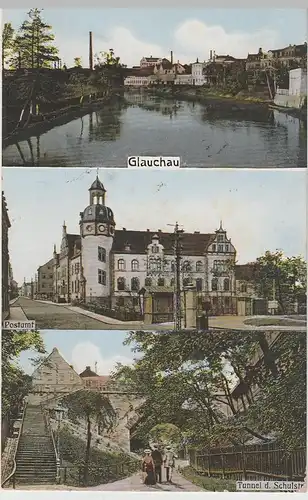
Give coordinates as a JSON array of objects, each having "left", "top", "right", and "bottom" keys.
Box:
[{"left": 2, "top": 92, "right": 307, "bottom": 167}]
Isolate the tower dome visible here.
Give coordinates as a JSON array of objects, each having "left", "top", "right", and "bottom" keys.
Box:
[{"left": 80, "top": 175, "right": 115, "bottom": 225}]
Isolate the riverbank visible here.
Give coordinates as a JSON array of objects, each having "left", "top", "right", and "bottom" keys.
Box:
[
  {"left": 147, "top": 87, "right": 271, "bottom": 112},
  {"left": 3, "top": 94, "right": 123, "bottom": 149}
]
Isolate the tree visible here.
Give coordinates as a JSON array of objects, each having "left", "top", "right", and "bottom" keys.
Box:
[
  {"left": 113, "top": 330, "right": 306, "bottom": 452},
  {"left": 74, "top": 57, "right": 82, "bottom": 68},
  {"left": 13, "top": 8, "right": 58, "bottom": 69},
  {"left": 62, "top": 390, "right": 116, "bottom": 485},
  {"left": 149, "top": 423, "right": 182, "bottom": 449},
  {"left": 253, "top": 251, "right": 307, "bottom": 314},
  {"left": 2, "top": 329, "right": 46, "bottom": 427},
  {"left": 2, "top": 22, "right": 15, "bottom": 68}
]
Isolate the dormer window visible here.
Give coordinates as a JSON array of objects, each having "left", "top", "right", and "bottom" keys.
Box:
[
  {"left": 218, "top": 244, "right": 223, "bottom": 252},
  {"left": 225, "top": 244, "right": 229, "bottom": 252},
  {"left": 217, "top": 235, "right": 224, "bottom": 243},
  {"left": 152, "top": 245, "right": 159, "bottom": 254},
  {"left": 212, "top": 244, "right": 216, "bottom": 252}
]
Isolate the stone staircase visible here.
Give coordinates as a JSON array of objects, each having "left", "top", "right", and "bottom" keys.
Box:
[{"left": 15, "top": 405, "right": 57, "bottom": 485}]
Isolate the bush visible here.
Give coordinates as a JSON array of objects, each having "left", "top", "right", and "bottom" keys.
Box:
[
  {"left": 180, "top": 466, "right": 236, "bottom": 492},
  {"left": 59, "top": 427, "right": 139, "bottom": 487}
]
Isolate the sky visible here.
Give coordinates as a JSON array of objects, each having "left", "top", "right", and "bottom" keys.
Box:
[
  {"left": 17, "top": 330, "right": 135, "bottom": 375},
  {"left": 3, "top": 8, "right": 307, "bottom": 67},
  {"left": 2, "top": 168, "right": 306, "bottom": 286}
]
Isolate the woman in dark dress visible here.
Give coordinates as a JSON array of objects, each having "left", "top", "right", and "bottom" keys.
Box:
[{"left": 142, "top": 449, "right": 156, "bottom": 485}]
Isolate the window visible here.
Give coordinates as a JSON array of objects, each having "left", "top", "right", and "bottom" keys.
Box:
[
  {"left": 42, "top": 283, "right": 45, "bottom": 288},
  {"left": 118, "top": 259, "right": 125, "bottom": 270},
  {"left": 182, "top": 261, "right": 191, "bottom": 272},
  {"left": 42, "top": 274, "right": 46, "bottom": 279},
  {"left": 218, "top": 244, "right": 223, "bottom": 252},
  {"left": 196, "top": 261, "right": 203, "bottom": 272},
  {"left": 132, "top": 297, "right": 139, "bottom": 306},
  {"left": 98, "top": 269, "right": 106, "bottom": 285},
  {"left": 196, "top": 278, "right": 203, "bottom": 291},
  {"left": 217, "top": 235, "right": 224, "bottom": 243},
  {"left": 75, "top": 262, "right": 80, "bottom": 274},
  {"left": 152, "top": 245, "right": 159, "bottom": 254},
  {"left": 212, "top": 244, "right": 216, "bottom": 252},
  {"left": 118, "top": 297, "right": 125, "bottom": 306},
  {"left": 225, "top": 244, "right": 229, "bottom": 252},
  {"left": 183, "top": 278, "right": 190, "bottom": 287},
  {"left": 158, "top": 277, "right": 165, "bottom": 286},
  {"left": 170, "top": 278, "right": 175, "bottom": 287},
  {"left": 224, "top": 279, "right": 230, "bottom": 291},
  {"left": 171, "top": 261, "right": 175, "bottom": 272},
  {"left": 49, "top": 274, "right": 53, "bottom": 279},
  {"left": 131, "top": 277, "right": 140, "bottom": 291},
  {"left": 241, "top": 283, "right": 247, "bottom": 293},
  {"left": 117, "top": 277, "right": 125, "bottom": 291},
  {"left": 131, "top": 259, "right": 139, "bottom": 271},
  {"left": 71, "top": 265, "right": 74, "bottom": 275},
  {"left": 98, "top": 246, "right": 106, "bottom": 262},
  {"left": 72, "top": 281, "right": 74, "bottom": 292},
  {"left": 70, "top": 372, "right": 75, "bottom": 381},
  {"left": 145, "top": 277, "right": 152, "bottom": 287},
  {"left": 212, "top": 278, "right": 218, "bottom": 291}
]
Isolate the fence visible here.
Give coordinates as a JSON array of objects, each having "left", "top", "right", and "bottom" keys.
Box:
[
  {"left": 59, "top": 460, "right": 140, "bottom": 487},
  {"left": 190, "top": 443, "right": 306, "bottom": 482}
]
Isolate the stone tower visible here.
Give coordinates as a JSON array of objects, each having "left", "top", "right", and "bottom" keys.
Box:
[{"left": 80, "top": 176, "right": 115, "bottom": 305}]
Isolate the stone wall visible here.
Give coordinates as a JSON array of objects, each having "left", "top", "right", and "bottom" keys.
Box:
[{"left": 274, "top": 94, "right": 306, "bottom": 109}]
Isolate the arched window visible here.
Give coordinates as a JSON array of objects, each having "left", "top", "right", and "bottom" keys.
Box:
[
  {"left": 158, "top": 277, "right": 165, "bottom": 286},
  {"left": 131, "top": 259, "right": 139, "bottom": 271},
  {"left": 196, "top": 261, "right": 203, "bottom": 272},
  {"left": 117, "top": 277, "right": 125, "bottom": 291},
  {"left": 241, "top": 283, "right": 247, "bottom": 293},
  {"left": 182, "top": 261, "right": 191, "bottom": 272},
  {"left": 118, "top": 259, "right": 125, "bottom": 271},
  {"left": 211, "top": 278, "right": 218, "bottom": 291},
  {"left": 145, "top": 277, "right": 152, "bottom": 287},
  {"left": 196, "top": 278, "right": 203, "bottom": 291},
  {"left": 131, "top": 277, "right": 140, "bottom": 291},
  {"left": 98, "top": 246, "right": 106, "bottom": 263},
  {"left": 170, "top": 278, "right": 175, "bottom": 287},
  {"left": 224, "top": 278, "right": 230, "bottom": 291}
]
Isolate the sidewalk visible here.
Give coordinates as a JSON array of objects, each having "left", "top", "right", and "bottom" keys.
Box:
[{"left": 8, "top": 307, "right": 28, "bottom": 321}]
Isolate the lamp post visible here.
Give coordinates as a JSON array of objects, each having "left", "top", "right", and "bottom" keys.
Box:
[{"left": 54, "top": 404, "right": 66, "bottom": 484}]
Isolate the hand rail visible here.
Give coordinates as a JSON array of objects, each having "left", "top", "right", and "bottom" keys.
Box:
[
  {"left": 41, "top": 405, "right": 60, "bottom": 483},
  {"left": 1, "top": 402, "right": 27, "bottom": 489}
]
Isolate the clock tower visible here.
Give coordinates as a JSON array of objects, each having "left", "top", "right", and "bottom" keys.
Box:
[{"left": 80, "top": 176, "right": 115, "bottom": 304}]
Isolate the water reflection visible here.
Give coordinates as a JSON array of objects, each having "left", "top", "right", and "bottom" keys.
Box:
[{"left": 2, "top": 92, "right": 306, "bottom": 167}]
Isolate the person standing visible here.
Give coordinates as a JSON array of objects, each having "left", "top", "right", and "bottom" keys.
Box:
[
  {"left": 151, "top": 444, "right": 163, "bottom": 483},
  {"left": 142, "top": 449, "right": 156, "bottom": 485},
  {"left": 163, "top": 445, "right": 177, "bottom": 483}
]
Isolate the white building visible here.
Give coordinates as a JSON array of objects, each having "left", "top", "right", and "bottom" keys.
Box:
[
  {"left": 140, "top": 56, "right": 163, "bottom": 68},
  {"left": 51, "top": 176, "right": 238, "bottom": 315},
  {"left": 124, "top": 75, "right": 149, "bottom": 87},
  {"left": 175, "top": 74, "right": 192, "bottom": 85},
  {"left": 191, "top": 59, "right": 207, "bottom": 86},
  {"left": 289, "top": 68, "right": 307, "bottom": 96}
]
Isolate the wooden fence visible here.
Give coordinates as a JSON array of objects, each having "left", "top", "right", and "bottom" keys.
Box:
[{"left": 189, "top": 443, "right": 306, "bottom": 482}]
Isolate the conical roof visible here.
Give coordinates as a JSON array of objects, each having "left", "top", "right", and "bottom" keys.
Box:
[{"left": 89, "top": 176, "right": 106, "bottom": 192}]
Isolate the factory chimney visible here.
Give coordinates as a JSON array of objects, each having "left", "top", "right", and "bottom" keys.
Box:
[
  {"left": 170, "top": 50, "right": 173, "bottom": 65},
  {"left": 89, "top": 31, "right": 93, "bottom": 70}
]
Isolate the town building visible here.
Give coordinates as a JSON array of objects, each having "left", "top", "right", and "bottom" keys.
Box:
[
  {"left": 49, "top": 176, "right": 238, "bottom": 316},
  {"left": 267, "top": 43, "right": 307, "bottom": 68},
  {"left": 2, "top": 192, "right": 11, "bottom": 320},
  {"left": 37, "top": 258, "right": 56, "bottom": 300},
  {"left": 275, "top": 67, "right": 307, "bottom": 109},
  {"left": 140, "top": 56, "right": 168, "bottom": 68},
  {"left": 191, "top": 59, "right": 207, "bottom": 85}
]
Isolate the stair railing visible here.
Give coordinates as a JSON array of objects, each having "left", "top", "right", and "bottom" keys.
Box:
[
  {"left": 1, "top": 401, "right": 27, "bottom": 489},
  {"left": 42, "top": 405, "right": 60, "bottom": 484}
]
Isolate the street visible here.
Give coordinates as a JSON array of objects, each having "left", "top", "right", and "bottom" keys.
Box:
[{"left": 9, "top": 297, "right": 169, "bottom": 331}]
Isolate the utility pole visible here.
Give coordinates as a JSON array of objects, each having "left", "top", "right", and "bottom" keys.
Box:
[{"left": 168, "top": 222, "right": 183, "bottom": 331}]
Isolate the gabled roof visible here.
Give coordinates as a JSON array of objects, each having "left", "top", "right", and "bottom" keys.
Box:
[
  {"left": 112, "top": 230, "right": 215, "bottom": 255},
  {"left": 79, "top": 366, "right": 99, "bottom": 377},
  {"left": 67, "top": 234, "right": 81, "bottom": 257}
]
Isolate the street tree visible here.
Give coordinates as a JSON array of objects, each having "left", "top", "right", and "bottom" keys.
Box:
[
  {"left": 62, "top": 390, "right": 116, "bottom": 485},
  {"left": 13, "top": 8, "right": 59, "bottom": 69},
  {"left": 253, "top": 251, "right": 307, "bottom": 314}
]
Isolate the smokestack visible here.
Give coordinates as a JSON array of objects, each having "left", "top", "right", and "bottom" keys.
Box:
[
  {"left": 89, "top": 31, "right": 93, "bottom": 70},
  {"left": 95, "top": 361, "right": 98, "bottom": 374},
  {"left": 210, "top": 50, "right": 212, "bottom": 61},
  {"left": 170, "top": 50, "right": 173, "bottom": 65}
]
